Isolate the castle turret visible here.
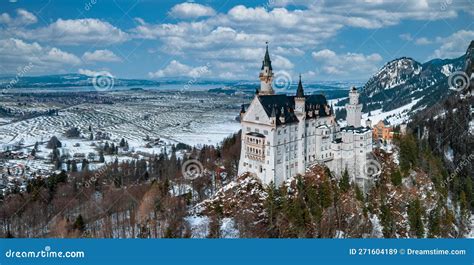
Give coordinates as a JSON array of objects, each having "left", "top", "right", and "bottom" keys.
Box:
[
  {"left": 270, "top": 105, "right": 277, "bottom": 125},
  {"left": 295, "top": 75, "right": 305, "bottom": 113},
  {"left": 366, "top": 118, "right": 372, "bottom": 128},
  {"left": 346, "top": 87, "right": 362, "bottom": 127},
  {"left": 279, "top": 107, "right": 285, "bottom": 123},
  {"left": 240, "top": 104, "right": 246, "bottom": 120},
  {"left": 259, "top": 43, "right": 275, "bottom": 95}
]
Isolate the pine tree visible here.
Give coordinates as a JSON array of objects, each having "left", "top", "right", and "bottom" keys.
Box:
[
  {"left": 380, "top": 203, "right": 396, "bottom": 237},
  {"left": 99, "top": 151, "right": 105, "bottom": 163},
  {"left": 339, "top": 168, "right": 350, "bottom": 192},
  {"left": 355, "top": 184, "right": 364, "bottom": 202},
  {"left": 459, "top": 191, "right": 470, "bottom": 235},
  {"left": 407, "top": 199, "right": 425, "bottom": 238},
  {"left": 399, "top": 135, "right": 419, "bottom": 173},
  {"left": 427, "top": 207, "right": 441, "bottom": 238},
  {"left": 73, "top": 214, "right": 85, "bottom": 232},
  {"left": 264, "top": 183, "right": 279, "bottom": 237},
  {"left": 390, "top": 169, "right": 402, "bottom": 186},
  {"left": 71, "top": 160, "right": 78, "bottom": 172},
  {"left": 319, "top": 177, "right": 333, "bottom": 208}
]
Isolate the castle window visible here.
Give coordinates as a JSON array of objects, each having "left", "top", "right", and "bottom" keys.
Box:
[
  {"left": 264, "top": 130, "right": 268, "bottom": 135},
  {"left": 247, "top": 127, "right": 251, "bottom": 131},
  {"left": 278, "top": 130, "right": 281, "bottom": 135},
  {"left": 255, "top": 128, "right": 259, "bottom": 133},
  {"left": 255, "top": 116, "right": 259, "bottom": 121}
]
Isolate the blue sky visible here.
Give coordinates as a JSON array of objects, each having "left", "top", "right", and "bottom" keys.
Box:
[{"left": 0, "top": 0, "right": 473, "bottom": 81}]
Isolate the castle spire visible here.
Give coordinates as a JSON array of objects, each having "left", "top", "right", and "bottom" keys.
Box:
[
  {"left": 258, "top": 42, "right": 275, "bottom": 95},
  {"left": 262, "top": 42, "right": 272, "bottom": 70},
  {"left": 296, "top": 74, "right": 304, "bottom": 98}
]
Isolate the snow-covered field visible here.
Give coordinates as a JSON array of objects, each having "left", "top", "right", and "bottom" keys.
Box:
[
  {"left": 0, "top": 90, "right": 243, "bottom": 149},
  {"left": 0, "top": 89, "right": 244, "bottom": 192}
]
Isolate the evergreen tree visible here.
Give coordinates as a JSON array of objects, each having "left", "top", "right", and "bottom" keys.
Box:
[
  {"left": 380, "top": 203, "right": 396, "bottom": 237},
  {"left": 73, "top": 214, "right": 85, "bottom": 232},
  {"left": 407, "top": 199, "right": 425, "bottom": 238},
  {"left": 339, "top": 168, "right": 350, "bottom": 192},
  {"left": 355, "top": 184, "right": 364, "bottom": 202},
  {"left": 399, "top": 135, "right": 419, "bottom": 173},
  {"left": 319, "top": 177, "right": 333, "bottom": 208},
  {"left": 71, "top": 160, "right": 78, "bottom": 172},
  {"left": 81, "top": 159, "right": 88, "bottom": 172},
  {"left": 390, "top": 169, "right": 402, "bottom": 186},
  {"left": 427, "top": 207, "right": 441, "bottom": 238},
  {"left": 264, "top": 183, "right": 279, "bottom": 237},
  {"left": 99, "top": 151, "right": 105, "bottom": 163}
]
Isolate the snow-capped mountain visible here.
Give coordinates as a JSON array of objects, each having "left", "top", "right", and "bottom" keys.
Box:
[
  {"left": 359, "top": 42, "right": 472, "bottom": 118},
  {"left": 364, "top": 57, "right": 423, "bottom": 96}
]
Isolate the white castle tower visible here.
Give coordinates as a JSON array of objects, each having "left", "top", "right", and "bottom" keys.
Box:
[
  {"left": 346, "top": 87, "right": 362, "bottom": 127},
  {"left": 258, "top": 44, "right": 275, "bottom": 95}
]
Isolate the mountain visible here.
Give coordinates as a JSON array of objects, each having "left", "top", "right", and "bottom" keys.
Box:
[
  {"left": 334, "top": 41, "right": 473, "bottom": 125},
  {"left": 362, "top": 54, "right": 465, "bottom": 111},
  {"left": 0, "top": 74, "right": 160, "bottom": 89}
]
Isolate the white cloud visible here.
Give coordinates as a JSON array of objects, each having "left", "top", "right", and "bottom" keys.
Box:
[
  {"left": 78, "top": 68, "right": 113, "bottom": 77},
  {"left": 16, "top": 9, "right": 37, "bottom": 25},
  {"left": 0, "top": 9, "right": 37, "bottom": 26},
  {"left": 148, "top": 60, "right": 211, "bottom": 78},
  {"left": 17, "top": 18, "right": 129, "bottom": 45},
  {"left": 312, "top": 49, "right": 383, "bottom": 78},
  {"left": 414, "top": 37, "right": 432, "bottom": 45},
  {"left": 399, "top": 33, "right": 413, "bottom": 41},
  {"left": 0, "top": 38, "right": 80, "bottom": 74},
  {"left": 432, "top": 30, "right": 474, "bottom": 58},
  {"left": 82, "top": 49, "right": 121, "bottom": 62},
  {"left": 169, "top": 3, "right": 216, "bottom": 19}
]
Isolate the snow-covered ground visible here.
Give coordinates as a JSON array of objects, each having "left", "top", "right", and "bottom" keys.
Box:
[{"left": 361, "top": 97, "right": 422, "bottom": 125}]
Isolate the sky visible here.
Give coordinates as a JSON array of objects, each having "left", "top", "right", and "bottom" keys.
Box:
[{"left": 0, "top": 0, "right": 473, "bottom": 82}]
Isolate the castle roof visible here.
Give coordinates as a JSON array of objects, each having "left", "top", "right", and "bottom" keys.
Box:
[{"left": 258, "top": 94, "right": 329, "bottom": 124}]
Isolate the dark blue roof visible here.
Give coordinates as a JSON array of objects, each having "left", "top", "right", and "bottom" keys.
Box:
[{"left": 257, "top": 94, "right": 329, "bottom": 124}]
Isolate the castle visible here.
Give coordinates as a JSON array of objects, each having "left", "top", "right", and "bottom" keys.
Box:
[{"left": 238, "top": 45, "right": 374, "bottom": 191}]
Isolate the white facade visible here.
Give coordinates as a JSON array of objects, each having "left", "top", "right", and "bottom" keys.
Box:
[{"left": 238, "top": 47, "right": 375, "bottom": 191}]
